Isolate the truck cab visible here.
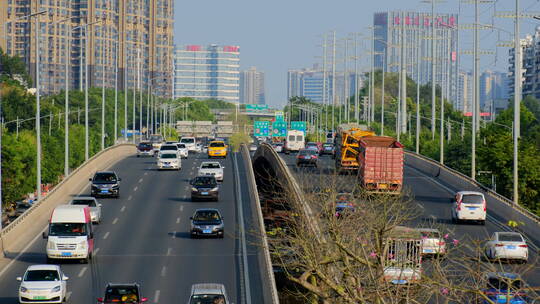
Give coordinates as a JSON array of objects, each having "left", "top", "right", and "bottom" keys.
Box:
[{"left": 43, "top": 205, "right": 94, "bottom": 263}]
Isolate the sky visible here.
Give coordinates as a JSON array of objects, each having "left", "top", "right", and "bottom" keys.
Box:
[{"left": 174, "top": 0, "right": 540, "bottom": 108}]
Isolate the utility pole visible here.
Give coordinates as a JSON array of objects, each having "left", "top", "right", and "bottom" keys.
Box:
[
  {"left": 101, "top": 25, "right": 106, "bottom": 151},
  {"left": 370, "top": 26, "right": 376, "bottom": 124},
  {"left": 513, "top": 0, "right": 521, "bottom": 204},
  {"left": 400, "top": 12, "right": 408, "bottom": 135},
  {"left": 472, "top": 0, "right": 479, "bottom": 180},
  {"left": 124, "top": 41, "right": 128, "bottom": 142},
  {"left": 354, "top": 34, "right": 360, "bottom": 122},
  {"left": 65, "top": 23, "right": 70, "bottom": 177},
  {"left": 381, "top": 48, "right": 386, "bottom": 135},
  {"left": 132, "top": 48, "right": 138, "bottom": 144},
  {"left": 114, "top": 41, "right": 118, "bottom": 145},
  {"left": 431, "top": 0, "right": 437, "bottom": 139},
  {"left": 84, "top": 23, "right": 89, "bottom": 161},
  {"left": 416, "top": 29, "right": 422, "bottom": 154},
  {"left": 343, "top": 38, "right": 349, "bottom": 123},
  {"left": 36, "top": 14, "right": 43, "bottom": 201},
  {"left": 322, "top": 34, "right": 328, "bottom": 132},
  {"left": 332, "top": 31, "right": 337, "bottom": 129}
]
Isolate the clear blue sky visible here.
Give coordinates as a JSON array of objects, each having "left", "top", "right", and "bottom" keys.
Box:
[{"left": 174, "top": 0, "right": 540, "bottom": 108}]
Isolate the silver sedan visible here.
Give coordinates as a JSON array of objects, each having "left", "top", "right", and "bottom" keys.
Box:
[{"left": 69, "top": 196, "right": 102, "bottom": 224}]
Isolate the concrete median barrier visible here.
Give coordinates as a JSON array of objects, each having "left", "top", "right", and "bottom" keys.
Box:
[{"left": 0, "top": 144, "right": 135, "bottom": 260}]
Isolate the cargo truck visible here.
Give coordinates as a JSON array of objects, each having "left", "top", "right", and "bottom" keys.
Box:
[
  {"left": 358, "top": 136, "right": 404, "bottom": 194},
  {"left": 334, "top": 124, "right": 375, "bottom": 173},
  {"left": 383, "top": 226, "right": 422, "bottom": 284}
]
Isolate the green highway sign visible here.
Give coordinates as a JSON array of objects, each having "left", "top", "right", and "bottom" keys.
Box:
[
  {"left": 272, "top": 121, "right": 287, "bottom": 137},
  {"left": 254, "top": 121, "right": 270, "bottom": 137},
  {"left": 275, "top": 111, "right": 284, "bottom": 121},
  {"left": 246, "top": 104, "right": 269, "bottom": 112},
  {"left": 291, "top": 121, "right": 307, "bottom": 132}
]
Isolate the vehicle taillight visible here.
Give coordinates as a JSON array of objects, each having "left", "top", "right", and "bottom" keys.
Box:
[
  {"left": 457, "top": 200, "right": 462, "bottom": 211},
  {"left": 518, "top": 244, "right": 528, "bottom": 248},
  {"left": 495, "top": 243, "right": 504, "bottom": 247},
  {"left": 438, "top": 241, "right": 446, "bottom": 246},
  {"left": 483, "top": 199, "right": 486, "bottom": 212}
]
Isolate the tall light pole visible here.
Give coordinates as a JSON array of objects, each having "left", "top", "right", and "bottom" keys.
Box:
[
  {"left": 416, "top": 29, "right": 422, "bottom": 154},
  {"left": 370, "top": 26, "right": 376, "bottom": 124},
  {"left": 124, "top": 40, "right": 128, "bottom": 142},
  {"left": 35, "top": 13, "right": 43, "bottom": 201},
  {"left": 331, "top": 30, "right": 337, "bottom": 129},
  {"left": 472, "top": 0, "right": 479, "bottom": 180},
  {"left": 399, "top": 12, "right": 407, "bottom": 135},
  {"left": 65, "top": 23, "right": 71, "bottom": 177},
  {"left": 513, "top": 0, "right": 521, "bottom": 204},
  {"left": 114, "top": 40, "right": 118, "bottom": 145},
  {"left": 431, "top": 0, "right": 437, "bottom": 140},
  {"left": 322, "top": 34, "right": 328, "bottom": 131},
  {"left": 101, "top": 23, "right": 106, "bottom": 151}
]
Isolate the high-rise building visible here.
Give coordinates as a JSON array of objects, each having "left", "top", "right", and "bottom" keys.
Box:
[
  {"left": 480, "top": 70, "right": 509, "bottom": 111},
  {"left": 457, "top": 70, "right": 473, "bottom": 113},
  {"left": 240, "top": 67, "right": 265, "bottom": 105},
  {"left": 0, "top": 1, "right": 174, "bottom": 97},
  {"left": 174, "top": 45, "right": 240, "bottom": 104},
  {"left": 374, "top": 11, "right": 459, "bottom": 104},
  {"left": 509, "top": 27, "right": 540, "bottom": 100}
]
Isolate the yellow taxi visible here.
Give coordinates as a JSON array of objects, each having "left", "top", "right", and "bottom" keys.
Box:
[{"left": 207, "top": 140, "right": 228, "bottom": 158}]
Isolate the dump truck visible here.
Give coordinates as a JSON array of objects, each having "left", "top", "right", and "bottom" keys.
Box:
[
  {"left": 334, "top": 124, "right": 376, "bottom": 173},
  {"left": 358, "top": 136, "right": 404, "bottom": 194}
]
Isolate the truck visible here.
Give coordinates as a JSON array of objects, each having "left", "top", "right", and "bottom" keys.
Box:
[
  {"left": 358, "top": 136, "right": 404, "bottom": 194},
  {"left": 383, "top": 226, "right": 422, "bottom": 284},
  {"left": 334, "top": 124, "right": 375, "bottom": 173},
  {"left": 284, "top": 130, "right": 305, "bottom": 154}
]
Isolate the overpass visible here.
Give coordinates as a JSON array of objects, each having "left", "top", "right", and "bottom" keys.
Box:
[{"left": 0, "top": 144, "right": 278, "bottom": 303}]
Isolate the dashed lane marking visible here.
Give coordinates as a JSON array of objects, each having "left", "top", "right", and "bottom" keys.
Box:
[
  {"left": 94, "top": 248, "right": 100, "bottom": 255},
  {"left": 171, "top": 231, "right": 176, "bottom": 239},
  {"left": 133, "top": 186, "right": 138, "bottom": 192},
  {"left": 112, "top": 218, "right": 119, "bottom": 225},
  {"left": 166, "top": 248, "right": 172, "bottom": 256},
  {"left": 176, "top": 217, "right": 180, "bottom": 224},
  {"left": 103, "top": 232, "right": 110, "bottom": 240},
  {"left": 160, "top": 266, "right": 167, "bottom": 277},
  {"left": 78, "top": 267, "right": 87, "bottom": 277},
  {"left": 153, "top": 290, "right": 160, "bottom": 303},
  {"left": 180, "top": 205, "right": 184, "bottom": 212},
  {"left": 120, "top": 206, "right": 126, "bottom": 212},
  {"left": 139, "top": 178, "right": 143, "bottom": 183},
  {"left": 128, "top": 195, "right": 132, "bottom": 201}
]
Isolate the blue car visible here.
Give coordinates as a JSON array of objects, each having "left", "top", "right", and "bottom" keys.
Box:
[
  {"left": 480, "top": 272, "right": 529, "bottom": 304},
  {"left": 334, "top": 193, "right": 355, "bottom": 217}
]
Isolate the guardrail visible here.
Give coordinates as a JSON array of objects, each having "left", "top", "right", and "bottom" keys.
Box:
[
  {"left": 240, "top": 144, "right": 279, "bottom": 304},
  {"left": 0, "top": 144, "right": 135, "bottom": 257}
]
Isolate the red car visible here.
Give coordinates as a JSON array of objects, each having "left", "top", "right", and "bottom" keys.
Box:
[{"left": 296, "top": 149, "right": 319, "bottom": 167}]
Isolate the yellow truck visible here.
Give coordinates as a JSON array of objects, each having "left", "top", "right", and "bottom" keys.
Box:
[
  {"left": 333, "top": 124, "right": 375, "bottom": 173},
  {"left": 207, "top": 140, "right": 228, "bottom": 159}
]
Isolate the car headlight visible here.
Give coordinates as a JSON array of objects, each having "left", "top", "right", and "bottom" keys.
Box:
[
  {"left": 47, "top": 241, "right": 56, "bottom": 250},
  {"left": 51, "top": 285, "right": 61, "bottom": 293},
  {"left": 191, "top": 187, "right": 198, "bottom": 192},
  {"left": 111, "top": 184, "right": 119, "bottom": 189},
  {"left": 20, "top": 286, "right": 28, "bottom": 292},
  {"left": 79, "top": 240, "right": 88, "bottom": 249},
  {"left": 211, "top": 187, "right": 219, "bottom": 192}
]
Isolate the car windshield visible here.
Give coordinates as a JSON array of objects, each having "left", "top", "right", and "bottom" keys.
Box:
[
  {"left": 323, "top": 144, "right": 333, "bottom": 148},
  {"left": 49, "top": 223, "right": 87, "bottom": 236},
  {"left": 299, "top": 150, "right": 316, "bottom": 156},
  {"left": 288, "top": 135, "right": 295, "bottom": 141},
  {"left": 193, "top": 177, "right": 217, "bottom": 186},
  {"left": 462, "top": 194, "right": 483, "bottom": 204},
  {"left": 161, "top": 145, "right": 177, "bottom": 150},
  {"left": 189, "top": 294, "right": 226, "bottom": 304},
  {"left": 71, "top": 199, "right": 97, "bottom": 207},
  {"left": 138, "top": 143, "right": 152, "bottom": 148},
  {"left": 181, "top": 138, "right": 195, "bottom": 144},
  {"left": 105, "top": 286, "right": 139, "bottom": 302},
  {"left": 201, "top": 163, "right": 221, "bottom": 169},
  {"left": 160, "top": 153, "right": 177, "bottom": 159},
  {"left": 498, "top": 234, "right": 523, "bottom": 242},
  {"left": 193, "top": 211, "right": 221, "bottom": 222},
  {"left": 336, "top": 194, "right": 352, "bottom": 202},
  {"left": 93, "top": 173, "right": 117, "bottom": 183},
  {"left": 24, "top": 270, "right": 60, "bottom": 282},
  {"left": 488, "top": 277, "right": 522, "bottom": 290},
  {"left": 420, "top": 230, "right": 440, "bottom": 239},
  {"left": 178, "top": 144, "right": 186, "bottom": 148},
  {"left": 210, "top": 142, "right": 225, "bottom": 147},
  {"left": 149, "top": 135, "right": 163, "bottom": 143}
]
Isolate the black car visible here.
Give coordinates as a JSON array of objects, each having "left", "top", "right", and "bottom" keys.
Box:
[
  {"left": 90, "top": 171, "right": 121, "bottom": 198},
  {"left": 190, "top": 208, "right": 224, "bottom": 238},
  {"left": 296, "top": 149, "right": 319, "bottom": 167},
  {"left": 322, "top": 143, "right": 335, "bottom": 155},
  {"left": 190, "top": 176, "right": 219, "bottom": 201},
  {"left": 97, "top": 283, "right": 148, "bottom": 303}
]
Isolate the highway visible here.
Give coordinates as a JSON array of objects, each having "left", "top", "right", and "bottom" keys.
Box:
[
  {"left": 278, "top": 152, "right": 540, "bottom": 287},
  {"left": 0, "top": 151, "right": 266, "bottom": 303}
]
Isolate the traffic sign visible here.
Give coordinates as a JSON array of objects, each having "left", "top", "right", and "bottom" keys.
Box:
[
  {"left": 275, "top": 111, "right": 284, "bottom": 121},
  {"left": 246, "top": 104, "right": 269, "bottom": 112},
  {"left": 291, "top": 121, "right": 307, "bottom": 132},
  {"left": 254, "top": 121, "right": 270, "bottom": 137},
  {"left": 272, "top": 121, "right": 287, "bottom": 137}
]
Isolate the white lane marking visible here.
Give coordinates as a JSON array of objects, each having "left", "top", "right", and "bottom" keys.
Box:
[
  {"left": 120, "top": 206, "right": 126, "bottom": 212},
  {"left": 66, "top": 291, "right": 72, "bottom": 301},
  {"left": 171, "top": 231, "right": 176, "bottom": 239},
  {"left": 153, "top": 290, "right": 160, "bottom": 303},
  {"left": 139, "top": 178, "right": 143, "bottom": 183},
  {"left": 167, "top": 248, "right": 172, "bottom": 256},
  {"left": 133, "top": 186, "right": 138, "bottom": 192},
  {"left": 112, "top": 218, "right": 119, "bottom": 225},
  {"left": 128, "top": 195, "right": 133, "bottom": 201},
  {"left": 94, "top": 248, "right": 100, "bottom": 255},
  {"left": 78, "top": 267, "right": 87, "bottom": 277},
  {"left": 103, "top": 232, "right": 110, "bottom": 240},
  {"left": 180, "top": 205, "right": 184, "bottom": 212},
  {"left": 416, "top": 203, "right": 425, "bottom": 210},
  {"left": 176, "top": 217, "right": 180, "bottom": 224},
  {"left": 160, "top": 266, "right": 167, "bottom": 277}
]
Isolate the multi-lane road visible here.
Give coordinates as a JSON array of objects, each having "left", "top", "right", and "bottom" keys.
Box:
[
  {"left": 0, "top": 151, "right": 267, "bottom": 303},
  {"left": 279, "top": 152, "right": 540, "bottom": 287}
]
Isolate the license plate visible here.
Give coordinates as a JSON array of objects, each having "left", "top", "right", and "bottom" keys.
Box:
[
  {"left": 467, "top": 207, "right": 478, "bottom": 210},
  {"left": 379, "top": 184, "right": 388, "bottom": 189},
  {"left": 34, "top": 296, "right": 47, "bottom": 300},
  {"left": 424, "top": 249, "right": 434, "bottom": 253},
  {"left": 100, "top": 190, "right": 108, "bottom": 193},
  {"left": 506, "top": 245, "right": 517, "bottom": 249},
  {"left": 201, "top": 192, "right": 209, "bottom": 195},
  {"left": 391, "top": 279, "right": 407, "bottom": 285},
  {"left": 61, "top": 252, "right": 72, "bottom": 256},
  {"left": 203, "top": 229, "right": 212, "bottom": 234}
]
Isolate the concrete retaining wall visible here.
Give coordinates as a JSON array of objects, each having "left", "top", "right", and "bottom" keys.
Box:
[{"left": 0, "top": 144, "right": 135, "bottom": 257}]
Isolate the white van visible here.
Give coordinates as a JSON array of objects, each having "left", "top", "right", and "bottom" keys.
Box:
[
  {"left": 179, "top": 137, "right": 197, "bottom": 152},
  {"left": 284, "top": 130, "right": 305, "bottom": 154},
  {"left": 451, "top": 191, "right": 486, "bottom": 225},
  {"left": 43, "top": 205, "right": 94, "bottom": 263}
]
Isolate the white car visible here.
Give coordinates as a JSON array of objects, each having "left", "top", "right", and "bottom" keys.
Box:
[
  {"left": 179, "top": 137, "right": 197, "bottom": 152},
  {"left": 160, "top": 144, "right": 182, "bottom": 159},
  {"left": 451, "top": 191, "right": 486, "bottom": 225},
  {"left": 176, "top": 143, "right": 189, "bottom": 159},
  {"left": 417, "top": 228, "right": 446, "bottom": 255},
  {"left": 485, "top": 232, "right": 528, "bottom": 263},
  {"left": 69, "top": 197, "right": 102, "bottom": 224},
  {"left": 157, "top": 152, "right": 181, "bottom": 170},
  {"left": 188, "top": 283, "right": 229, "bottom": 304},
  {"left": 198, "top": 161, "right": 224, "bottom": 182},
  {"left": 17, "top": 265, "right": 68, "bottom": 304}
]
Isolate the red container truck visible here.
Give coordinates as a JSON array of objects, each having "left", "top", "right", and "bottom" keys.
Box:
[{"left": 358, "top": 136, "right": 404, "bottom": 194}]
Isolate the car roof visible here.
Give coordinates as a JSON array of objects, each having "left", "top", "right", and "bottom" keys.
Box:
[
  {"left": 190, "top": 283, "right": 226, "bottom": 295},
  {"left": 485, "top": 272, "right": 521, "bottom": 280},
  {"left": 201, "top": 161, "right": 220, "bottom": 165},
  {"left": 495, "top": 231, "right": 523, "bottom": 237},
  {"left": 27, "top": 264, "right": 60, "bottom": 271},
  {"left": 71, "top": 196, "right": 97, "bottom": 200},
  {"left": 194, "top": 208, "right": 220, "bottom": 213},
  {"left": 457, "top": 191, "right": 483, "bottom": 196},
  {"left": 95, "top": 171, "right": 116, "bottom": 175}
]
